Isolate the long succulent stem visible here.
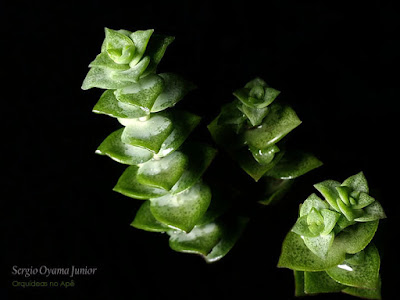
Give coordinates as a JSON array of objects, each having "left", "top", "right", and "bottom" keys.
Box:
[{"left": 82, "top": 27, "right": 246, "bottom": 262}]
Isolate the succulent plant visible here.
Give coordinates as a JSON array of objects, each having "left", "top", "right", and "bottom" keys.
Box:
[
  {"left": 82, "top": 28, "right": 246, "bottom": 262},
  {"left": 278, "top": 172, "right": 386, "bottom": 299},
  {"left": 208, "top": 78, "right": 322, "bottom": 204}
]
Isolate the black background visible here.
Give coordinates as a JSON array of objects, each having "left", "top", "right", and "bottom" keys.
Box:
[{"left": 2, "top": 1, "right": 400, "bottom": 299}]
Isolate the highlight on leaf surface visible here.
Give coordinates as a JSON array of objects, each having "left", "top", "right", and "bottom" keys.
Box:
[{"left": 278, "top": 172, "right": 385, "bottom": 299}]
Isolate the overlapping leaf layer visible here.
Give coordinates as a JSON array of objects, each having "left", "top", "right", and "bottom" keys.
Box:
[
  {"left": 278, "top": 172, "right": 386, "bottom": 299},
  {"left": 82, "top": 28, "right": 246, "bottom": 261}
]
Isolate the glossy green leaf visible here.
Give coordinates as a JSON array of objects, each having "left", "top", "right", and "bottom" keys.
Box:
[
  {"left": 204, "top": 217, "right": 248, "bottom": 263},
  {"left": 334, "top": 221, "right": 379, "bottom": 254},
  {"left": 354, "top": 201, "right": 386, "bottom": 222},
  {"left": 299, "top": 193, "right": 329, "bottom": 217},
  {"left": 233, "top": 80, "right": 280, "bottom": 109},
  {"left": 142, "top": 34, "right": 175, "bottom": 76},
  {"left": 326, "top": 244, "right": 380, "bottom": 289},
  {"left": 217, "top": 100, "right": 246, "bottom": 126},
  {"left": 292, "top": 215, "right": 318, "bottom": 237},
  {"left": 114, "top": 74, "right": 165, "bottom": 110},
  {"left": 150, "top": 181, "right": 211, "bottom": 232},
  {"left": 137, "top": 151, "right": 188, "bottom": 190},
  {"left": 336, "top": 186, "right": 352, "bottom": 206},
  {"left": 151, "top": 73, "right": 196, "bottom": 112},
  {"left": 303, "top": 233, "right": 334, "bottom": 258},
  {"left": 353, "top": 192, "right": 375, "bottom": 209},
  {"left": 157, "top": 110, "right": 201, "bottom": 157},
  {"left": 208, "top": 116, "right": 245, "bottom": 150},
  {"left": 113, "top": 165, "right": 167, "bottom": 199},
  {"left": 320, "top": 209, "right": 341, "bottom": 236},
  {"left": 294, "top": 271, "right": 306, "bottom": 296},
  {"left": 337, "top": 198, "right": 363, "bottom": 221},
  {"left": 243, "top": 103, "right": 302, "bottom": 150},
  {"left": 240, "top": 104, "right": 269, "bottom": 126},
  {"left": 93, "top": 90, "right": 148, "bottom": 118},
  {"left": 314, "top": 180, "right": 341, "bottom": 212},
  {"left": 304, "top": 271, "right": 345, "bottom": 294},
  {"left": 265, "top": 151, "right": 323, "bottom": 180},
  {"left": 342, "top": 171, "right": 369, "bottom": 194},
  {"left": 102, "top": 28, "right": 134, "bottom": 52},
  {"left": 170, "top": 143, "right": 217, "bottom": 194},
  {"left": 342, "top": 278, "right": 381, "bottom": 300},
  {"left": 110, "top": 56, "right": 151, "bottom": 83},
  {"left": 259, "top": 178, "right": 294, "bottom": 205},
  {"left": 249, "top": 145, "right": 279, "bottom": 165},
  {"left": 129, "top": 29, "right": 154, "bottom": 67},
  {"left": 89, "top": 52, "right": 130, "bottom": 70},
  {"left": 168, "top": 222, "right": 223, "bottom": 256},
  {"left": 234, "top": 148, "right": 285, "bottom": 181},
  {"left": 121, "top": 114, "right": 173, "bottom": 152},
  {"left": 131, "top": 201, "right": 170, "bottom": 232},
  {"left": 278, "top": 231, "right": 346, "bottom": 271},
  {"left": 81, "top": 67, "right": 133, "bottom": 90},
  {"left": 96, "top": 128, "right": 153, "bottom": 165}
]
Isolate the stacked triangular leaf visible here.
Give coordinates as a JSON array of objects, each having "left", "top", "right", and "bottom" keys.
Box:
[
  {"left": 278, "top": 172, "right": 386, "bottom": 299},
  {"left": 82, "top": 28, "right": 246, "bottom": 262},
  {"left": 208, "top": 78, "right": 322, "bottom": 204}
]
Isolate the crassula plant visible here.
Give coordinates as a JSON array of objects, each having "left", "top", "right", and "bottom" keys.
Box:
[
  {"left": 82, "top": 28, "right": 247, "bottom": 262},
  {"left": 278, "top": 172, "right": 386, "bottom": 299},
  {"left": 208, "top": 78, "right": 322, "bottom": 204}
]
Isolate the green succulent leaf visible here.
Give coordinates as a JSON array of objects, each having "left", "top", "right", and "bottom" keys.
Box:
[
  {"left": 89, "top": 52, "right": 131, "bottom": 71},
  {"left": 233, "top": 148, "right": 285, "bottom": 181},
  {"left": 81, "top": 67, "right": 134, "bottom": 90},
  {"left": 93, "top": 90, "right": 148, "bottom": 118},
  {"left": 121, "top": 114, "right": 173, "bottom": 152},
  {"left": 249, "top": 145, "right": 279, "bottom": 165},
  {"left": 96, "top": 128, "right": 153, "bottom": 165},
  {"left": 157, "top": 110, "right": 201, "bottom": 157},
  {"left": 217, "top": 100, "right": 247, "bottom": 126},
  {"left": 110, "top": 56, "right": 151, "bottom": 83},
  {"left": 303, "top": 233, "right": 335, "bottom": 259},
  {"left": 170, "top": 143, "right": 217, "bottom": 194},
  {"left": 114, "top": 74, "right": 165, "bottom": 110},
  {"left": 299, "top": 193, "right": 329, "bottom": 217},
  {"left": 150, "top": 181, "right": 211, "bottom": 232},
  {"left": 151, "top": 73, "right": 196, "bottom": 112},
  {"left": 208, "top": 116, "right": 245, "bottom": 150},
  {"left": 239, "top": 104, "right": 270, "bottom": 126},
  {"left": 313, "top": 180, "right": 341, "bottom": 212},
  {"left": 292, "top": 215, "right": 319, "bottom": 238},
  {"left": 341, "top": 172, "right": 369, "bottom": 194},
  {"left": 168, "top": 222, "right": 223, "bottom": 256},
  {"left": 337, "top": 198, "right": 363, "bottom": 221},
  {"left": 113, "top": 165, "right": 168, "bottom": 199},
  {"left": 243, "top": 103, "right": 302, "bottom": 150},
  {"left": 353, "top": 192, "right": 375, "bottom": 209},
  {"left": 304, "top": 271, "right": 345, "bottom": 294},
  {"left": 342, "top": 278, "right": 381, "bottom": 300},
  {"left": 136, "top": 151, "right": 188, "bottom": 190},
  {"left": 354, "top": 201, "right": 386, "bottom": 222},
  {"left": 141, "top": 34, "right": 175, "bottom": 75},
  {"left": 259, "top": 178, "right": 294, "bottom": 205},
  {"left": 320, "top": 209, "right": 341, "bottom": 236},
  {"left": 129, "top": 29, "right": 154, "bottom": 67},
  {"left": 265, "top": 151, "right": 323, "bottom": 180},
  {"left": 278, "top": 231, "right": 346, "bottom": 271},
  {"left": 326, "top": 244, "right": 380, "bottom": 290},
  {"left": 334, "top": 221, "right": 379, "bottom": 254},
  {"left": 204, "top": 217, "right": 248, "bottom": 263},
  {"left": 131, "top": 201, "right": 170, "bottom": 232}
]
